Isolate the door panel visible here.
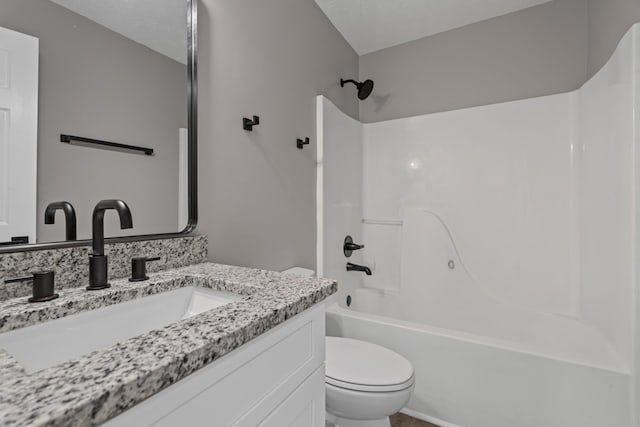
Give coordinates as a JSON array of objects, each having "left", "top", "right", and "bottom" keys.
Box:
[
  {"left": 257, "top": 367, "right": 325, "bottom": 427},
  {"left": 0, "top": 26, "right": 38, "bottom": 243}
]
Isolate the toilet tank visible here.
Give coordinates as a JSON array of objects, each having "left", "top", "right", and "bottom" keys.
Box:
[{"left": 281, "top": 267, "right": 315, "bottom": 277}]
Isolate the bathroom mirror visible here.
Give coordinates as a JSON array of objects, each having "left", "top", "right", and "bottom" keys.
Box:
[{"left": 0, "top": 0, "right": 197, "bottom": 252}]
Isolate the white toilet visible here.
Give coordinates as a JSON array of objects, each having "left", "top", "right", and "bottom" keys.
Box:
[
  {"left": 325, "top": 337, "right": 415, "bottom": 427},
  {"left": 280, "top": 268, "right": 415, "bottom": 427}
]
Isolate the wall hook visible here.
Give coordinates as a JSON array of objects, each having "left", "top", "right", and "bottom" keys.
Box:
[
  {"left": 243, "top": 115, "right": 260, "bottom": 131},
  {"left": 297, "top": 137, "right": 310, "bottom": 149}
]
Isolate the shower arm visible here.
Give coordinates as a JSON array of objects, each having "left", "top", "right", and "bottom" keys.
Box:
[{"left": 340, "top": 79, "right": 359, "bottom": 87}]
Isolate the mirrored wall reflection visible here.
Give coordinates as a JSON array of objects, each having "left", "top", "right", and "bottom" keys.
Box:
[{"left": 0, "top": 0, "right": 189, "bottom": 245}]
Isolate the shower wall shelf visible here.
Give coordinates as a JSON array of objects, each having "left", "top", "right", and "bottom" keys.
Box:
[
  {"left": 60, "top": 134, "right": 154, "bottom": 156},
  {"left": 361, "top": 218, "right": 403, "bottom": 226}
]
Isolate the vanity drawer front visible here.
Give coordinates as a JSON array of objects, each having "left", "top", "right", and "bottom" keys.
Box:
[
  {"left": 256, "top": 366, "right": 325, "bottom": 427},
  {"left": 105, "top": 304, "right": 325, "bottom": 427}
]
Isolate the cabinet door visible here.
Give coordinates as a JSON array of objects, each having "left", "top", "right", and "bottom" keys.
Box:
[
  {"left": 258, "top": 366, "right": 325, "bottom": 427},
  {"left": 104, "top": 304, "right": 325, "bottom": 427}
]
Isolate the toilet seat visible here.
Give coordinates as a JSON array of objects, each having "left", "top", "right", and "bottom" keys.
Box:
[
  {"left": 326, "top": 375, "right": 415, "bottom": 393},
  {"left": 325, "top": 337, "right": 415, "bottom": 393}
]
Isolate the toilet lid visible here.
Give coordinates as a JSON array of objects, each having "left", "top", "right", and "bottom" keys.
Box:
[{"left": 325, "top": 337, "right": 414, "bottom": 392}]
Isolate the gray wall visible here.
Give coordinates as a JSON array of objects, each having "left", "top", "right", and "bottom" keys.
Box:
[
  {"left": 587, "top": 0, "right": 640, "bottom": 76},
  {"left": 0, "top": 0, "right": 186, "bottom": 243},
  {"left": 198, "top": 0, "right": 358, "bottom": 271},
  {"left": 358, "top": 0, "right": 589, "bottom": 122}
]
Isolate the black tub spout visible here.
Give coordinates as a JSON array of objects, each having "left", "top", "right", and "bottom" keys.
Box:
[{"left": 346, "top": 262, "right": 372, "bottom": 276}]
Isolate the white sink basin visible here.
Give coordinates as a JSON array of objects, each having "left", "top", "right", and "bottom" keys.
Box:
[{"left": 0, "top": 286, "right": 241, "bottom": 374}]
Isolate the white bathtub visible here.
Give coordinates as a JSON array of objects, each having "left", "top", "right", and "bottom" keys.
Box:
[
  {"left": 326, "top": 287, "right": 632, "bottom": 427},
  {"left": 317, "top": 25, "right": 640, "bottom": 426}
]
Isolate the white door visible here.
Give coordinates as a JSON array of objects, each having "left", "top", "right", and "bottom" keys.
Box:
[{"left": 0, "top": 26, "right": 38, "bottom": 244}]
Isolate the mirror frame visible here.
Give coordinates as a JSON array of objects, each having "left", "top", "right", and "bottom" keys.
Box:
[{"left": 0, "top": 0, "right": 198, "bottom": 254}]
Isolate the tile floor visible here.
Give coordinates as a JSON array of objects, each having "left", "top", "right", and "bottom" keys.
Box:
[{"left": 390, "top": 413, "right": 440, "bottom": 427}]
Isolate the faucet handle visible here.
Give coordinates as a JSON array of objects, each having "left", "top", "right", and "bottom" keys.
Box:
[
  {"left": 5, "top": 271, "right": 59, "bottom": 303},
  {"left": 343, "top": 236, "right": 365, "bottom": 257},
  {"left": 129, "top": 256, "right": 161, "bottom": 282}
]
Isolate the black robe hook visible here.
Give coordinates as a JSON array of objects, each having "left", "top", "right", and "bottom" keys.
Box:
[{"left": 243, "top": 115, "right": 260, "bottom": 131}]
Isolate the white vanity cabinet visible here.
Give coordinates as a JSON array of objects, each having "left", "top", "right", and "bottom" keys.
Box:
[{"left": 104, "top": 304, "right": 326, "bottom": 427}]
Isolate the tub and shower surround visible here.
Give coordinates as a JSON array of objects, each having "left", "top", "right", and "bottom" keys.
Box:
[{"left": 318, "top": 23, "right": 640, "bottom": 427}]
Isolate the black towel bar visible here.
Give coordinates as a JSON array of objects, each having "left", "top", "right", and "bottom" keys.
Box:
[{"left": 60, "top": 134, "right": 154, "bottom": 156}]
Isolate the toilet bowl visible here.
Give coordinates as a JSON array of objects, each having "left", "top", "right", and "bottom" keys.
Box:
[
  {"left": 279, "top": 268, "right": 414, "bottom": 426},
  {"left": 325, "top": 337, "right": 415, "bottom": 427}
]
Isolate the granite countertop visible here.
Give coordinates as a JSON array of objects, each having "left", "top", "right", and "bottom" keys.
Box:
[{"left": 0, "top": 262, "right": 337, "bottom": 427}]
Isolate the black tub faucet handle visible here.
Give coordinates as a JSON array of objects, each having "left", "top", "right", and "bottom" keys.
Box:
[{"left": 343, "top": 236, "right": 365, "bottom": 257}]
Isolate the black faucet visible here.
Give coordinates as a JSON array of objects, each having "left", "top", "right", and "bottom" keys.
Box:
[
  {"left": 44, "top": 201, "right": 77, "bottom": 241},
  {"left": 346, "top": 262, "right": 372, "bottom": 276},
  {"left": 87, "top": 199, "right": 133, "bottom": 290}
]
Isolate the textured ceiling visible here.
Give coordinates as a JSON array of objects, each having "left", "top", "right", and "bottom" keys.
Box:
[
  {"left": 50, "top": 0, "right": 188, "bottom": 64},
  {"left": 314, "top": 0, "right": 553, "bottom": 55}
]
